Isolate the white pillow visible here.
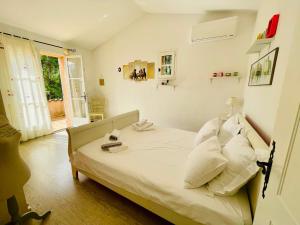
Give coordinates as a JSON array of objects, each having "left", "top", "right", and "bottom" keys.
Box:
[
  {"left": 218, "top": 115, "right": 243, "bottom": 146},
  {"left": 255, "top": 148, "right": 270, "bottom": 162},
  {"left": 194, "top": 118, "right": 220, "bottom": 147},
  {"left": 184, "top": 136, "right": 228, "bottom": 189},
  {"left": 208, "top": 135, "right": 259, "bottom": 196}
]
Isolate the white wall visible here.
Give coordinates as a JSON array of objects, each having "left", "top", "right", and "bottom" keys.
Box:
[
  {"left": 243, "top": 0, "right": 300, "bottom": 135},
  {"left": 93, "top": 12, "right": 256, "bottom": 131},
  {"left": 0, "top": 22, "right": 96, "bottom": 97}
]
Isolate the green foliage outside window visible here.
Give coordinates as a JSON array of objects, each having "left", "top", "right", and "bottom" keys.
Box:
[{"left": 41, "top": 55, "right": 63, "bottom": 100}]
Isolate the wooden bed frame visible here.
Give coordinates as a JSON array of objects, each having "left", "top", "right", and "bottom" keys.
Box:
[{"left": 66, "top": 110, "right": 269, "bottom": 225}]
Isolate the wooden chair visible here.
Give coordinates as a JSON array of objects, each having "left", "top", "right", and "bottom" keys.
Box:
[{"left": 88, "top": 97, "right": 105, "bottom": 122}]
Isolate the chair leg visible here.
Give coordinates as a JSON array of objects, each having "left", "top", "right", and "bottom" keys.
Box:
[{"left": 72, "top": 166, "right": 78, "bottom": 180}]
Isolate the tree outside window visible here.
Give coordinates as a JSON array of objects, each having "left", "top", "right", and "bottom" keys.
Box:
[{"left": 41, "top": 55, "right": 63, "bottom": 100}]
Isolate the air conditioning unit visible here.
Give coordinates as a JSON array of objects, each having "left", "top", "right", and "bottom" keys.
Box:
[{"left": 191, "top": 16, "right": 238, "bottom": 43}]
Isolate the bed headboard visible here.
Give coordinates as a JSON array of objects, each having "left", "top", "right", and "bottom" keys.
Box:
[
  {"left": 237, "top": 114, "right": 270, "bottom": 216},
  {"left": 66, "top": 110, "right": 139, "bottom": 160}
]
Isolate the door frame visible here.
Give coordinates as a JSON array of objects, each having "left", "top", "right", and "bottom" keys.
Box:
[{"left": 40, "top": 50, "right": 72, "bottom": 127}]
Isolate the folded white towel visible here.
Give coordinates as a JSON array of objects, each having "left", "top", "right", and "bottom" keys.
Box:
[
  {"left": 132, "top": 121, "right": 154, "bottom": 131},
  {"left": 135, "top": 119, "right": 148, "bottom": 127}
]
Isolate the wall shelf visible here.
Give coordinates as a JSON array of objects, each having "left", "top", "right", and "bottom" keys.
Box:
[
  {"left": 209, "top": 76, "right": 242, "bottom": 83},
  {"left": 156, "top": 83, "right": 176, "bottom": 91},
  {"left": 247, "top": 38, "right": 274, "bottom": 54}
]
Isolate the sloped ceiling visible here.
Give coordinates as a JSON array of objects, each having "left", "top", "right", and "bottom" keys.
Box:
[
  {"left": 0, "top": 0, "right": 144, "bottom": 49},
  {"left": 0, "top": 0, "right": 260, "bottom": 50}
]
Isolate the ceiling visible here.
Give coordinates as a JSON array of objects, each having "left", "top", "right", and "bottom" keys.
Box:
[
  {"left": 134, "top": 0, "right": 261, "bottom": 13},
  {"left": 0, "top": 0, "right": 260, "bottom": 50}
]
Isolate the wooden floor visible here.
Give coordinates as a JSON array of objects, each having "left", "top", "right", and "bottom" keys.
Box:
[{"left": 20, "top": 131, "right": 172, "bottom": 225}]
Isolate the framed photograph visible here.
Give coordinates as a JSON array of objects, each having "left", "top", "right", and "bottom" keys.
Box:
[
  {"left": 158, "top": 50, "right": 176, "bottom": 80},
  {"left": 122, "top": 60, "right": 155, "bottom": 81},
  {"left": 248, "top": 47, "right": 279, "bottom": 86}
]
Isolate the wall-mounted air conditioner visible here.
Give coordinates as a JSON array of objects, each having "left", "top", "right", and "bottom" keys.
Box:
[{"left": 191, "top": 16, "right": 238, "bottom": 43}]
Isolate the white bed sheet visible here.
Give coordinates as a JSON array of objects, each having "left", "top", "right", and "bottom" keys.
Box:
[{"left": 74, "top": 126, "right": 252, "bottom": 225}]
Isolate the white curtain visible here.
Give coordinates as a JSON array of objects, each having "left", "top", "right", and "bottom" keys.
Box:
[{"left": 0, "top": 35, "right": 51, "bottom": 141}]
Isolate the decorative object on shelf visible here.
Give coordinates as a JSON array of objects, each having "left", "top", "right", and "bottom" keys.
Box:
[
  {"left": 218, "top": 72, "right": 224, "bottom": 77},
  {"left": 266, "top": 14, "right": 280, "bottom": 38},
  {"left": 249, "top": 47, "right": 279, "bottom": 86},
  {"left": 256, "top": 13, "right": 280, "bottom": 40},
  {"left": 158, "top": 50, "right": 176, "bottom": 80},
  {"left": 256, "top": 32, "right": 264, "bottom": 40},
  {"left": 211, "top": 72, "right": 238, "bottom": 78},
  {"left": 161, "top": 80, "right": 169, "bottom": 85},
  {"left": 156, "top": 80, "right": 176, "bottom": 90},
  {"left": 0, "top": 116, "right": 51, "bottom": 224},
  {"left": 210, "top": 73, "right": 241, "bottom": 83},
  {"left": 122, "top": 60, "right": 155, "bottom": 81}
]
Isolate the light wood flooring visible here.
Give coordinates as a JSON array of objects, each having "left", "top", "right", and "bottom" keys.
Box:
[{"left": 20, "top": 131, "right": 171, "bottom": 225}]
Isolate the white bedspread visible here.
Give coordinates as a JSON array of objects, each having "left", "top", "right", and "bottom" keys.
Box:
[{"left": 74, "top": 126, "right": 252, "bottom": 225}]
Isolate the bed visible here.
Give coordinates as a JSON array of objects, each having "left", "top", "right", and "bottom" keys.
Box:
[{"left": 67, "top": 110, "right": 269, "bottom": 225}]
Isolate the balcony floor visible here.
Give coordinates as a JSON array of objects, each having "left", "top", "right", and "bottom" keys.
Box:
[{"left": 51, "top": 117, "right": 67, "bottom": 132}]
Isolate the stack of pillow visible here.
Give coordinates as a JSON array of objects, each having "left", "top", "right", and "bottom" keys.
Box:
[{"left": 184, "top": 114, "right": 259, "bottom": 196}]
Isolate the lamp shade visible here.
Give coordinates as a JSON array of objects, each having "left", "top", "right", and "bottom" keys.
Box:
[
  {"left": 226, "top": 97, "right": 240, "bottom": 106},
  {"left": 0, "top": 116, "right": 31, "bottom": 200}
]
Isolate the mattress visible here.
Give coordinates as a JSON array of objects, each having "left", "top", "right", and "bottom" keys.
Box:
[{"left": 73, "top": 126, "right": 252, "bottom": 225}]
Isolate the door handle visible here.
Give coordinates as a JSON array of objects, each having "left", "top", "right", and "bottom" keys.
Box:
[{"left": 256, "top": 140, "right": 276, "bottom": 198}]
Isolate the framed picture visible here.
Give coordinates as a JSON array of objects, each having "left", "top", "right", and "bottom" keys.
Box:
[
  {"left": 122, "top": 60, "right": 155, "bottom": 81},
  {"left": 158, "top": 50, "right": 176, "bottom": 80},
  {"left": 248, "top": 47, "right": 279, "bottom": 86}
]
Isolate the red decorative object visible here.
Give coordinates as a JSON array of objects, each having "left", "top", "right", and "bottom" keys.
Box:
[{"left": 266, "top": 14, "right": 280, "bottom": 38}]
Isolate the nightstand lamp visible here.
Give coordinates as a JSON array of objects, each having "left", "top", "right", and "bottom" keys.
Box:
[
  {"left": 0, "top": 116, "right": 51, "bottom": 225},
  {"left": 226, "top": 97, "right": 242, "bottom": 117}
]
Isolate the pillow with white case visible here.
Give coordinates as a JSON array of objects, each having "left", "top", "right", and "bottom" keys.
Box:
[
  {"left": 208, "top": 135, "right": 259, "bottom": 196},
  {"left": 194, "top": 118, "right": 220, "bottom": 147},
  {"left": 218, "top": 114, "right": 243, "bottom": 146},
  {"left": 184, "top": 136, "right": 228, "bottom": 189}
]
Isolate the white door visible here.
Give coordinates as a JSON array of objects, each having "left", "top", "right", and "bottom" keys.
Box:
[
  {"left": 65, "top": 55, "right": 89, "bottom": 126},
  {"left": 253, "top": 7, "right": 300, "bottom": 225},
  {"left": 253, "top": 109, "right": 300, "bottom": 225}
]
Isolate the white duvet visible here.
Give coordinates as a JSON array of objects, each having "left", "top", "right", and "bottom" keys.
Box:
[{"left": 74, "top": 126, "right": 252, "bottom": 225}]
